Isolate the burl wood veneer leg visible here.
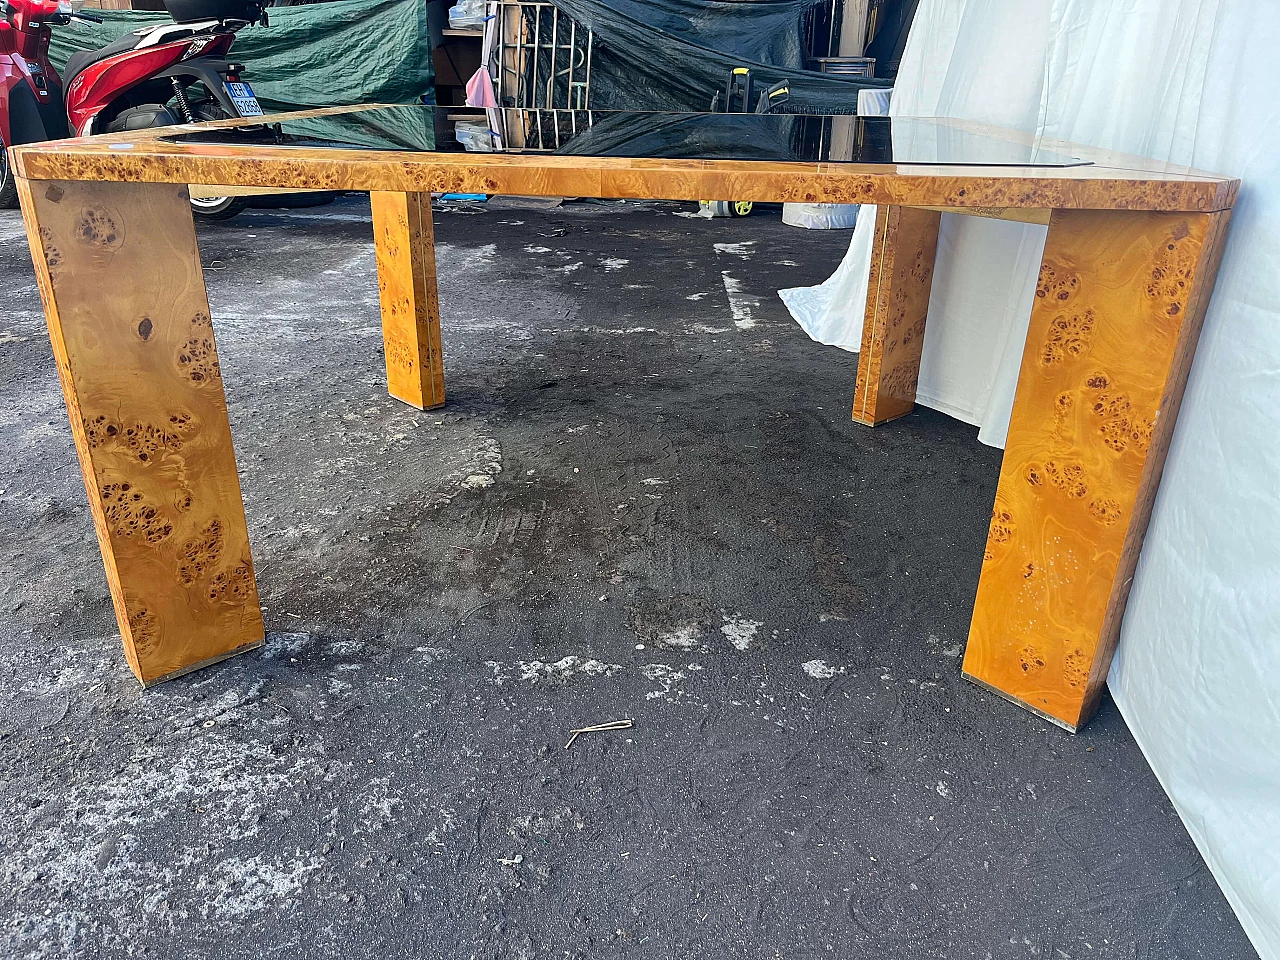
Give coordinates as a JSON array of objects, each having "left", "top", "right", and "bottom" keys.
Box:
[
  {"left": 16, "top": 178, "right": 264, "bottom": 685},
  {"left": 851, "top": 205, "right": 942, "bottom": 425},
  {"left": 962, "top": 208, "right": 1231, "bottom": 730},
  {"left": 370, "top": 191, "right": 445, "bottom": 410}
]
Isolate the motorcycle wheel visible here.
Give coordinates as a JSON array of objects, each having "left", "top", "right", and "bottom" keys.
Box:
[
  {"left": 188, "top": 192, "right": 250, "bottom": 221},
  {"left": 0, "top": 148, "right": 18, "bottom": 210},
  {"left": 105, "top": 102, "right": 250, "bottom": 221},
  {"left": 184, "top": 102, "right": 249, "bottom": 221}
]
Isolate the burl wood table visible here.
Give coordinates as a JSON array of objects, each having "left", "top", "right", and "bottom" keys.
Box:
[{"left": 8, "top": 106, "right": 1237, "bottom": 731}]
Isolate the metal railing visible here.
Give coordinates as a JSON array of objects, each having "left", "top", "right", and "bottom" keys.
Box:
[
  {"left": 497, "top": 107, "right": 597, "bottom": 152},
  {"left": 495, "top": 1, "right": 594, "bottom": 114}
]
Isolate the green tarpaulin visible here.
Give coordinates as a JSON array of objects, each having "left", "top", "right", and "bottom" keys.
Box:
[{"left": 47, "top": 0, "right": 435, "bottom": 148}]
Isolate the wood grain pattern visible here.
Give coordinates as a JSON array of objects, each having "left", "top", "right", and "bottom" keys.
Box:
[
  {"left": 16, "top": 177, "right": 264, "bottom": 685},
  {"left": 371, "top": 191, "right": 445, "bottom": 410},
  {"left": 10, "top": 150, "right": 1235, "bottom": 213},
  {"left": 961, "top": 208, "right": 1230, "bottom": 729},
  {"left": 853, "top": 205, "right": 941, "bottom": 425},
  {"left": 8, "top": 108, "right": 1239, "bottom": 213}
]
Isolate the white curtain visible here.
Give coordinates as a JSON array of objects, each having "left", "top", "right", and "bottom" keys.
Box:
[{"left": 781, "top": 1, "right": 1280, "bottom": 954}]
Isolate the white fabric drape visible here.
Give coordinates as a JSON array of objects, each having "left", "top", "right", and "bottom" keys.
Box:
[{"left": 781, "top": 1, "right": 1280, "bottom": 954}]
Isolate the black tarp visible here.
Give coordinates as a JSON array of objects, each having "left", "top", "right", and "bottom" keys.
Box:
[
  {"left": 544, "top": 0, "right": 892, "bottom": 114},
  {"left": 578, "top": 0, "right": 816, "bottom": 68},
  {"left": 864, "top": 0, "right": 921, "bottom": 78},
  {"left": 551, "top": 110, "right": 901, "bottom": 162},
  {"left": 554, "top": 111, "right": 804, "bottom": 159}
]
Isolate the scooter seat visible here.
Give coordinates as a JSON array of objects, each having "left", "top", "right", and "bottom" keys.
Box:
[
  {"left": 63, "top": 20, "right": 221, "bottom": 88},
  {"left": 64, "top": 34, "right": 146, "bottom": 87}
]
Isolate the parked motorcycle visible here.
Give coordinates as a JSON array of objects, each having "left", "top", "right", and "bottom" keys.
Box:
[{"left": 1, "top": 0, "right": 268, "bottom": 219}]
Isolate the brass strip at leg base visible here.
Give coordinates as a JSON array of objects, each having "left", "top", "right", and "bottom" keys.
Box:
[
  {"left": 391, "top": 396, "right": 448, "bottom": 412},
  {"left": 961, "top": 671, "right": 1079, "bottom": 734},
  {"left": 138, "top": 639, "right": 265, "bottom": 689},
  {"left": 851, "top": 407, "right": 913, "bottom": 428}
]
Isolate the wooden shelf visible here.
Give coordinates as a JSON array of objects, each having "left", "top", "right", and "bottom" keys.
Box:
[{"left": 442, "top": 27, "right": 484, "bottom": 37}]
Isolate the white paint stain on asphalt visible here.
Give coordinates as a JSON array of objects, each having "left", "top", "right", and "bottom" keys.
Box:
[
  {"left": 802, "top": 660, "right": 844, "bottom": 680},
  {"left": 713, "top": 240, "right": 756, "bottom": 257},
  {"left": 641, "top": 664, "right": 687, "bottom": 700},
  {"left": 721, "top": 273, "right": 759, "bottom": 329},
  {"left": 721, "top": 615, "right": 762, "bottom": 651},
  {"left": 577, "top": 326, "right": 659, "bottom": 336},
  {"left": 657, "top": 626, "right": 702, "bottom": 651},
  {"left": 516, "top": 657, "right": 623, "bottom": 683}
]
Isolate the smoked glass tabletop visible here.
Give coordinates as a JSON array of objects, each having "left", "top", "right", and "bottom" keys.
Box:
[{"left": 158, "top": 105, "right": 1093, "bottom": 168}]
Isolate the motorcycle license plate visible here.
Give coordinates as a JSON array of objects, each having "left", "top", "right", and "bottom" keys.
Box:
[{"left": 224, "top": 81, "right": 264, "bottom": 118}]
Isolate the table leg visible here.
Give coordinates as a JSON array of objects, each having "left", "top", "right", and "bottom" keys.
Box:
[
  {"left": 16, "top": 178, "right": 264, "bottom": 686},
  {"left": 962, "top": 208, "right": 1230, "bottom": 730},
  {"left": 852, "top": 205, "right": 942, "bottom": 425},
  {"left": 371, "top": 191, "right": 445, "bottom": 410}
]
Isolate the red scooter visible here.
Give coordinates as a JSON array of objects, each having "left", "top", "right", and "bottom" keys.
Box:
[{"left": 1, "top": 0, "right": 267, "bottom": 218}]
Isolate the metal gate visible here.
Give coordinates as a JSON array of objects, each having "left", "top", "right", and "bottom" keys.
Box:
[{"left": 495, "top": 1, "right": 595, "bottom": 111}]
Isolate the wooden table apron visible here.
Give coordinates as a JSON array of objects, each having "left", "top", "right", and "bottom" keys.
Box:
[{"left": 9, "top": 131, "right": 1235, "bottom": 729}]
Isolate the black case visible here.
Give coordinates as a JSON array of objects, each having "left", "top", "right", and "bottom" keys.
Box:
[{"left": 163, "top": 0, "right": 263, "bottom": 24}]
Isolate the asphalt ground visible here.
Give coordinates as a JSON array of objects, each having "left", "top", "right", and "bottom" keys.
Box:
[{"left": 0, "top": 195, "right": 1257, "bottom": 959}]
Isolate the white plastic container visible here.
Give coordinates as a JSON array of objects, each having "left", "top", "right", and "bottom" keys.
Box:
[{"left": 782, "top": 203, "right": 859, "bottom": 229}]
